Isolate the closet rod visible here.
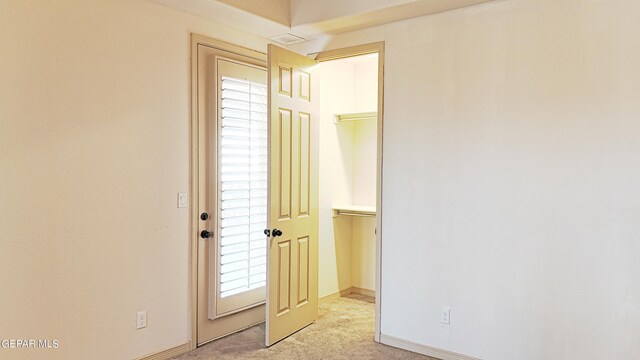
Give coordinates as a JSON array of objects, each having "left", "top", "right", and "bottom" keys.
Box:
[
  {"left": 333, "top": 210, "right": 376, "bottom": 217},
  {"left": 335, "top": 111, "right": 377, "bottom": 122}
]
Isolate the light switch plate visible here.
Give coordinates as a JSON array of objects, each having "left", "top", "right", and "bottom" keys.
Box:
[{"left": 177, "top": 192, "right": 187, "bottom": 208}]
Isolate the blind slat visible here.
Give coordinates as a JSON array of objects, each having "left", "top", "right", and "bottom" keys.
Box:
[{"left": 219, "top": 75, "right": 268, "bottom": 300}]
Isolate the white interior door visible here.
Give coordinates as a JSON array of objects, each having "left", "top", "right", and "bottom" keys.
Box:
[
  {"left": 266, "top": 44, "right": 319, "bottom": 346},
  {"left": 196, "top": 43, "right": 267, "bottom": 345}
]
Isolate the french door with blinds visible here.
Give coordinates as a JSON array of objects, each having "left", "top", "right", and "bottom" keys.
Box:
[{"left": 209, "top": 58, "right": 269, "bottom": 318}]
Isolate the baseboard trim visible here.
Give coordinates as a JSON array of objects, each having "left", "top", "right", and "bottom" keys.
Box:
[
  {"left": 319, "top": 288, "right": 353, "bottom": 303},
  {"left": 351, "top": 286, "right": 375, "bottom": 298},
  {"left": 320, "top": 287, "right": 376, "bottom": 304},
  {"left": 380, "top": 334, "right": 480, "bottom": 360},
  {"left": 135, "top": 341, "right": 192, "bottom": 360}
]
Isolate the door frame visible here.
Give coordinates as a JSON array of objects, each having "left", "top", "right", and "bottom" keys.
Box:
[
  {"left": 314, "top": 41, "right": 385, "bottom": 342},
  {"left": 189, "top": 35, "right": 386, "bottom": 348},
  {"left": 189, "top": 33, "right": 268, "bottom": 350}
]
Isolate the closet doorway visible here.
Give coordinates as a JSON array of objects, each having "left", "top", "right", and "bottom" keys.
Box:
[{"left": 314, "top": 46, "right": 383, "bottom": 342}]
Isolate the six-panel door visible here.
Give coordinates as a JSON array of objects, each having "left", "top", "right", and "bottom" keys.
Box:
[{"left": 266, "top": 44, "right": 319, "bottom": 346}]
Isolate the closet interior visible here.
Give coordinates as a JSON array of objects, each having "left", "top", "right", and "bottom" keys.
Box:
[{"left": 317, "top": 53, "right": 379, "bottom": 301}]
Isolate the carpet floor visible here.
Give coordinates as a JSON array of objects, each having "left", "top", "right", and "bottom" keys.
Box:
[{"left": 173, "top": 294, "right": 436, "bottom": 360}]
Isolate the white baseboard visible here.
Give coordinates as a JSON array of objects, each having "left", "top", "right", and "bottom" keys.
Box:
[
  {"left": 320, "top": 287, "right": 376, "bottom": 304},
  {"left": 135, "top": 341, "right": 192, "bottom": 360},
  {"left": 380, "top": 334, "right": 480, "bottom": 360},
  {"left": 319, "top": 288, "right": 353, "bottom": 303},
  {"left": 351, "top": 286, "right": 375, "bottom": 298}
]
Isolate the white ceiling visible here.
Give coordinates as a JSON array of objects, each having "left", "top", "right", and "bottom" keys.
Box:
[{"left": 151, "top": 0, "right": 495, "bottom": 41}]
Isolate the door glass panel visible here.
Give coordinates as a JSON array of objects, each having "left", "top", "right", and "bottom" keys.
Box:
[{"left": 219, "top": 76, "right": 268, "bottom": 300}]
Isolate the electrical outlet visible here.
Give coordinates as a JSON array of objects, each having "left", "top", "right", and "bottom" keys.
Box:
[
  {"left": 441, "top": 307, "right": 451, "bottom": 325},
  {"left": 177, "top": 192, "right": 187, "bottom": 208},
  {"left": 136, "top": 311, "right": 147, "bottom": 329}
]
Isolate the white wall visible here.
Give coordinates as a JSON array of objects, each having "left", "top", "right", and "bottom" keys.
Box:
[
  {"left": 317, "top": 60, "right": 355, "bottom": 297},
  {"left": 350, "top": 57, "right": 378, "bottom": 291},
  {"left": 353, "top": 57, "right": 378, "bottom": 112},
  {"left": 0, "top": 1, "right": 268, "bottom": 359},
  {"left": 352, "top": 57, "right": 378, "bottom": 206},
  {"left": 351, "top": 217, "right": 376, "bottom": 290},
  {"left": 294, "top": 0, "right": 640, "bottom": 359}
]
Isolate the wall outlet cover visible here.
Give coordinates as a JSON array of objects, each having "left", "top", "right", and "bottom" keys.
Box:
[
  {"left": 136, "top": 311, "right": 147, "bottom": 329},
  {"left": 441, "top": 307, "right": 451, "bottom": 325}
]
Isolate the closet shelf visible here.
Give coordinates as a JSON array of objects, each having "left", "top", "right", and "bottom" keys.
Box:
[
  {"left": 333, "top": 205, "right": 376, "bottom": 218},
  {"left": 335, "top": 111, "right": 377, "bottom": 123}
]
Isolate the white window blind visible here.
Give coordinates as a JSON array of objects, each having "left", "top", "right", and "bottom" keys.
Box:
[{"left": 219, "top": 76, "right": 268, "bottom": 299}]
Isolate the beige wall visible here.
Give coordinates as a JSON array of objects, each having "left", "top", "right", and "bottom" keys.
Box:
[
  {"left": 0, "top": 1, "right": 268, "bottom": 359},
  {"left": 295, "top": 0, "right": 640, "bottom": 359},
  {"left": 290, "top": 0, "right": 408, "bottom": 25}
]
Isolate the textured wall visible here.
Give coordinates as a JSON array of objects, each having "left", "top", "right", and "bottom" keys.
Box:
[
  {"left": 294, "top": 0, "right": 640, "bottom": 358},
  {"left": 0, "top": 1, "right": 268, "bottom": 359}
]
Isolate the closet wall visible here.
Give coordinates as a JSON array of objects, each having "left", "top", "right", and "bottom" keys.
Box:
[{"left": 318, "top": 55, "right": 378, "bottom": 298}]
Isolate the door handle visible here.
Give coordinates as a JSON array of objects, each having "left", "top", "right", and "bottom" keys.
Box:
[
  {"left": 200, "top": 230, "right": 213, "bottom": 239},
  {"left": 264, "top": 229, "right": 282, "bottom": 237}
]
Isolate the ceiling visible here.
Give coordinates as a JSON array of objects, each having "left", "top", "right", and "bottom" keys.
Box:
[{"left": 151, "top": 0, "right": 495, "bottom": 42}]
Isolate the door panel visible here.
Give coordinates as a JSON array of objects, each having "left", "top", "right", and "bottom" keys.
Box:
[
  {"left": 266, "top": 44, "right": 319, "bottom": 346},
  {"left": 277, "top": 240, "right": 291, "bottom": 315},
  {"left": 298, "top": 113, "right": 310, "bottom": 216},
  {"left": 278, "top": 109, "right": 292, "bottom": 219},
  {"left": 196, "top": 44, "right": 266, "bottom": 345},
  {"left": 297, "top": 236, "right": 309, "bottom": 305}
]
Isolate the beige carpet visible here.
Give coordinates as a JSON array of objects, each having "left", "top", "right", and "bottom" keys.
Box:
[{"left": 173, "top": 294, "right": 436, "bottom": 360}]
